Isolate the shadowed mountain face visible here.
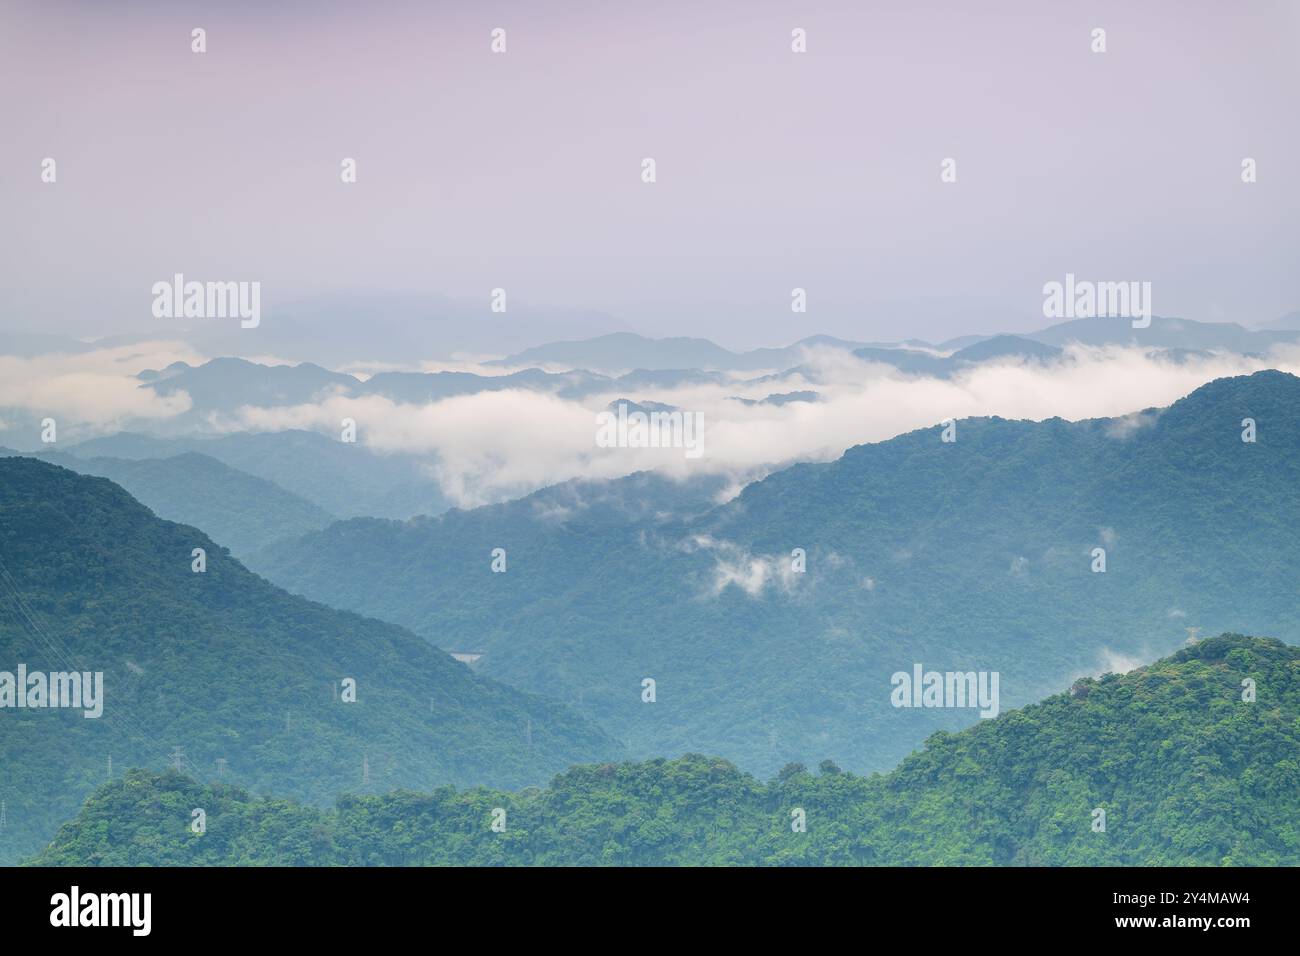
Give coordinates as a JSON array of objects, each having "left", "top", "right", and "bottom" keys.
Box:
[
  {"left": 67, "top": 429, "right": 449, "bottom": 520},
  {"left": 249, "top": 371, "right": 1300, "bottom": 777},
  {"left": 0, "top": 459, "right": 621, "bottom": 865},
  {"left": 29, "top": 634, "right": 1299, "bottom": 866}
]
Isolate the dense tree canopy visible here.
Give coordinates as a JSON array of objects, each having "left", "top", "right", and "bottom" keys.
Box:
[
  {"left": 30, "top": 634, "right": 1299, "bottom": 866},
  {"left": 0, "top": 458, "right": 619, "bottom": 865}
]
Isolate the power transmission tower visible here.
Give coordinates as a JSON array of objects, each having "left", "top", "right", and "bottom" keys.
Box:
[
  {"left": 216, "top": 758, "right": 227, "bottom": 780},
  {"left": 171, "top": 746, "right": 185, "bottom": 772},
  {"left": 107, "top": 754, "right": 113, "bottom": 778},
  {"left": 1, "top": 800, "right": 7, "bottom": 832},
  {"left": 362, "top": 755, "right": 370, "bottom": 786}
]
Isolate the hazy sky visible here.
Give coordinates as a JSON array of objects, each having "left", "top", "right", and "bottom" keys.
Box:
[{"left": 3, "top": 0, "right": 1297, "bottom": 350}]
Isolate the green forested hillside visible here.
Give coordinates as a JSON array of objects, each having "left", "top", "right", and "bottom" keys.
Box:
[
  {"left": 29, "top": 634, "right": 1299, "bottom": 866},
  {"left": 249, "top": 371, "right": 1300, "bottom": 776},
  {"left": 0, "top": 459, "right": 620, "bottom": 864},
  {"left": 0, "top": 449, "right": 335, "bottom": 557}
]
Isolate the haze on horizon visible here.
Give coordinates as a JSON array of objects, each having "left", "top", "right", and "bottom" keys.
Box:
[{"left": 2, "top": 0, "right": 1297, "bottom": 353}]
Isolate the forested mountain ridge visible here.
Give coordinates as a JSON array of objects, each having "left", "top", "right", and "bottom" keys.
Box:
[
  {"left": 249, "top": 371, "right": 1300, "bottom": 777},
  {"left": 0, "top": 448, "right": 335, "bottom": 557},
  {"left": 0, "top": 459, "right": 620, "bottom": 864},
  {"left": 28, "top": 634, "right": 1298, "bottom": 866}
]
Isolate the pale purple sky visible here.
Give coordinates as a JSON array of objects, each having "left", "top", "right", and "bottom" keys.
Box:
[{"left": 2, "top": 0, "right": 1297, "bottom": 349}]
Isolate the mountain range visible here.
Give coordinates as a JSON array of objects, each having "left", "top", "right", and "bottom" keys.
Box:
[
  {"left": 4, "top": 314, "right": 1295, "bottom": 469},
  {"left": 488, "top": 316, "right": 1300, "bottom": 374},
  {"left": 247, "top": 370, "right": 1300, "bottom": 778}
]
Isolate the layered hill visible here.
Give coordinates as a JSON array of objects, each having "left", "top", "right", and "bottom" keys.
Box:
[
  {"left": 29, "top": 635, "right": 1299, "bottom": 866},
  {"left": 249, "top": 371, "right": 1300, "bottom": 777},
  {"left": 67, "top": 429, "right": 449, "bottom": 520},
  {"left": 0, "top": 459, "right": 620, "bottom": 864},
  {"left": 489, "top": 316, "right": 1298, "bottom": 374}
]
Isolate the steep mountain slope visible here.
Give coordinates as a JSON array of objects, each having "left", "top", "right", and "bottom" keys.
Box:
[
  {"left": 0, "top": 459, "right": 620, "bottom": 864},
  {"left": 30, "top": 635, "right": 1298, "bottom": 866},
  {"left": 0, "top": 449, "right": 334, "bottom": 557},
  {"left": 251, "top": 371, "right": 1300, "bottom": 778}
]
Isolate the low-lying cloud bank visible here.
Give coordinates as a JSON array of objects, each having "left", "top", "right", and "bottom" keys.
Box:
[
  {"left": 3, "top": 341, "right": 1297, "bottom": 507},
  {"left": 0, "top": 342, "right": 200, "bottom": 440},
  {"left": 219, "top": 344, "right": 1297, "bottom": 505}
]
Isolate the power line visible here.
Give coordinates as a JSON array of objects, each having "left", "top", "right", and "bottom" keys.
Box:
[{"left": 0, "top": 561, "right": 196, "bottom": 776}]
